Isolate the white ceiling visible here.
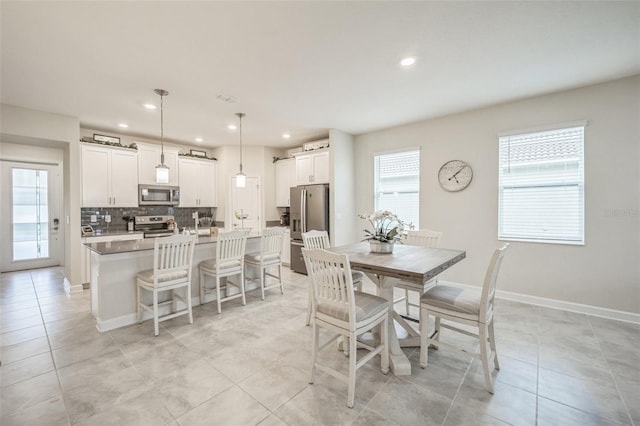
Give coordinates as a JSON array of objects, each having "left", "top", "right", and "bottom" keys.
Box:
[{"left": 1, "top": 2, "right": 638, "bottom": 149}]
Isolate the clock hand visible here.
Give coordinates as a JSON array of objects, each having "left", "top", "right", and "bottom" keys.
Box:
[{"left": 448, "top": 166, "right": 466, "bottom": 181}]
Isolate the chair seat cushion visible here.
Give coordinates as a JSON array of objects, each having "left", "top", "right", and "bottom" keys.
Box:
[
  {"left": 199, "top": 258, "right": 242, "bottom": 271},
  {"left": 137, "top": 269, "right": 188, "bottom": 284},
  {"left": 317, "top": 292, "right": 388, "bottom": 323},
  {"left": 420, "top": 285, "right": 480, "bottom": 315},
  {"left": 244, "top": 252, "right": 280, "bottom": 263}
]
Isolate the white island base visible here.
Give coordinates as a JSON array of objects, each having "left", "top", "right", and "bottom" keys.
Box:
[{"left": 88, "top": 236, "right": 261, "bottom": 332}]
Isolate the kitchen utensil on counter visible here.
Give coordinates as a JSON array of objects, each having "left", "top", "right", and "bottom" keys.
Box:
[
  {"left": 123, "top": 216, "right": 135, "bottom": 231},
  {"left": 199, "top": 216, "right": 213, "bottom": 227}
]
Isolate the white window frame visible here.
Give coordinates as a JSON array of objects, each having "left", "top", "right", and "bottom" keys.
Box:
[
  {"left": 373, "top": 148, "right": 420, "bottom": 229},
  {"left": 498, "top": 122, "right": 586, "bottom": 245}
]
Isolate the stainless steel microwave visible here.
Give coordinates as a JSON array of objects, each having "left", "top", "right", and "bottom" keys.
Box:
[{"left": 138, "top": 185, "right": 180, "bottom": 206}]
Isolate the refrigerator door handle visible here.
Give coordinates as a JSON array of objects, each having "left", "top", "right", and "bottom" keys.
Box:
[{"left": 301, "top": 188, "right": 307, "bottom": 232}]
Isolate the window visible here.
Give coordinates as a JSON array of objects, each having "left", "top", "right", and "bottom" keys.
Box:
[
  {"left": 12, "top": 168, "right": 50, "bottom": 260},
  {"left": 374, "top": 149, "right": 420, "bottom": 228},
  {"left": 498, "top": 125, "right": 585, "bottom": 244}
]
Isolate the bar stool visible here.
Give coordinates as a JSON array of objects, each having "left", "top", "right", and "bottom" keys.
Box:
[
  {"left": 199, "top": 230, "right": 249, "bottom": 314},
  {"left": 136, "top": 234, "right": 197, "bottom": 336}
]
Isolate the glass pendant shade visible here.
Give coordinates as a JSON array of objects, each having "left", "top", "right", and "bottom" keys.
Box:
[
  {"left": 156, "top": 164, "right": 169, "bottom": 184},
  {"left": 236, "top": 171, "right": 246, "bottom": 188}
]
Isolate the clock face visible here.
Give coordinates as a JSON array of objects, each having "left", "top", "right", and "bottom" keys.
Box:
[{"left": 438, "top": 160, "right": 473, "bottom": 192}]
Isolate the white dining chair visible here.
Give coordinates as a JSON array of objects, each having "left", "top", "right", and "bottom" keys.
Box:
[
  {"left": 244, "top": 227, "right": 285, "bottom": 300},
  {"left": 419, "top": 244, "right": 509, "bottom": 393},
  {"left": 199, "top": 230, "right": 249, "bottom": 314},
  {"left": 302, "top": 230, "right": 364, "bottom": 326},
  {"left": 302, "top": 248, "right": 389, "bottom": 408},
  {"left": 395, "top": 229, "right": 443, "bottom": 318},
  {"left": 136, "top": 234, "right": 197, "bottom": 336}
]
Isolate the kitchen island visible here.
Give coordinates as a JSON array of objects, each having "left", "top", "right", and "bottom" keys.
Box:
[{"left": 86, "top": 234, "right": 262, "bottom": 332}]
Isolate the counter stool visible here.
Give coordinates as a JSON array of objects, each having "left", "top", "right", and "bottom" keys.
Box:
[
  {"left": 199, "top": 230, "right": 249, "bottom": 314},
  {"left": 136, "top": 234, "right": 197, "bottom": 336},
  {"left": 244, "top": 227, "right": 285, "bottom": 300}
]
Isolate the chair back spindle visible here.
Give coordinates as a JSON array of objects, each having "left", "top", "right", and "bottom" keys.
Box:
[
  {"left": 405, "top": 229, "right": 442, "bottom": 248},
  {"left": 479, "top": 244, "right": 509, "bottom": 323},
  {"left": 302, "top": 230, "right": 330, "bottom": 250}
]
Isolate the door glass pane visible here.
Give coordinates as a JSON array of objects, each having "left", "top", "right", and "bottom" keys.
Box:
[{"left": 12, "top": 168, "right": 49, "bottom": 261}]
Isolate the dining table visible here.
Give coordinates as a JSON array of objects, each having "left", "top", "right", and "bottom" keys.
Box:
[{"left": 329, "top": 241, "right": 466, "bottom": 376}]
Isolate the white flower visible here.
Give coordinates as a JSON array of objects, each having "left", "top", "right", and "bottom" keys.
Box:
[{"left": 359, "top": 210, "right": 412, "bottom": 243}]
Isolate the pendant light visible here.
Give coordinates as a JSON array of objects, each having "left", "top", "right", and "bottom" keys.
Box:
[
  {"left": 235, "top": 112, "right": 246, "bottom": 188},
  {"left": 155, "top": 89, "right": 170, "bottom": 184}
]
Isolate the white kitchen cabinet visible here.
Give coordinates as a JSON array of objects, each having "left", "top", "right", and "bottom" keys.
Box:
[
  {"left": 80, "top": 232, "right": 144, "bottom": 284},
  {"left": 295, "top": 149, "right": 330, "bottom": 185},
  {"left": 282, "top": 229, "right": 291, "bottom": 266},
  {"left": 275, "top": 158, "right": 296, "bottom": 207},
  {"left": 178, "top": 157, "right": 217, "bottom": 207},
  {"left": 136, "top": 142, "right": 179, "bottom": 186},
  {"left": 81, "top": 144, "right": 139, "bottom": 207}
]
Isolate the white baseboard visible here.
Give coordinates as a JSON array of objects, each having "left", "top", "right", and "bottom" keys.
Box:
[
  {"left": 96, "top": 296, "right": 204, "bottom": 332},
  {"left": 64, "top": 278, "right": 83, "bottom": 294},
  {"left": 438, "top": 280, "right": 640, "bottom": 325}
]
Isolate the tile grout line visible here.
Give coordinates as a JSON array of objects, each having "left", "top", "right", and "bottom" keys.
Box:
[
  {"left": 586, "top": 315, "right": 636, "bottom": 426},
  {"left": 31, "top": 271, "right": 73, "bottom": 426}
]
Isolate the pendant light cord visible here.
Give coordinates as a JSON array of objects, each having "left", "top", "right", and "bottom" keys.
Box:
[
  {"left": 155, "top": 89, "right": 169, "bottom": 166},
  {"left": 237, "top": 112, "right": 245, "bottom": 173},
  {"left": 160, "top": 93, "right": 164, "bottom": 164}
]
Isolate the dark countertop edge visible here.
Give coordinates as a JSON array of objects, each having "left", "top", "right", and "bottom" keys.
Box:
[
  {"left": 81, "top": 231, "right": 144, "bottom": 238},
  {"left": 85, "top": 234, "right": 262, "bottom": 255}
]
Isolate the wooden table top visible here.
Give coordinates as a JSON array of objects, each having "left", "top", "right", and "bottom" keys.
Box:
[{"left": 330, "top": 242, "right": 466, "bottom": 284}]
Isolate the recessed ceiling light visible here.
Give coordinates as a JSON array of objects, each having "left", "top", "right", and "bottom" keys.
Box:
[
  {"left": 143, "top": 103, "right": 156, "bottom": 109},
  {"left": 282, "top": 133, "right": 291, "bottom": 139},
  {"left": 195, "top": 137, "right": 203, "bottom": 143},
  {"left": 118, "top": 123, "right": 129, "bottom": 128},
  {"left": 400, "top": 57, "right": 416, "bottom": 67},
  {"left": 228, "top": 124, "right": 237, "bottom": 130}
]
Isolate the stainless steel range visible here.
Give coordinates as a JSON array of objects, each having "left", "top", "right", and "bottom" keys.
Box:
[{"left": 134, "top": 215, "right": 175, "bottom": 238}]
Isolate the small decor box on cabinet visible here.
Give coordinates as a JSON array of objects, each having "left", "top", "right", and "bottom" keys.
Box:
[{"left": 303, "top": 139, "right": 329, "bottom": 152}]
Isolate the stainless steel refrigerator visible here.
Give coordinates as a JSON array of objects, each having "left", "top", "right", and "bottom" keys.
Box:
[{"left": 290, "top": 184, "right": 329, "bottom": 274}]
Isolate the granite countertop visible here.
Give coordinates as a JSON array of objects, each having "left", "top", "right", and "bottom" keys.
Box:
[{"left": 85, "top": 233, "right": 261, "bottom": 255}]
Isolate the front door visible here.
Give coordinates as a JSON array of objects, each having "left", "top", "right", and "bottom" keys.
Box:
[
  {"left": 0, "top": 161, "right": 63, "bottom": 272},
  {"left": 229, "top": 176, "right": 261, "bottom": 232}
]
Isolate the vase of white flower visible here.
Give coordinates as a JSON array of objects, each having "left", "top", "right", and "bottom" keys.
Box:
[
  {"left": 358, "top": 211, "right": 412, "bottom": 254},
  {"left": 368, "top": 239, "right": 395, "bottom": 254}
]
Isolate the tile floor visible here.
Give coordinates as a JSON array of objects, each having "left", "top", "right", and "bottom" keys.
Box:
[{"left": 1, "top": 266, "right": 638, "bottom": 425}]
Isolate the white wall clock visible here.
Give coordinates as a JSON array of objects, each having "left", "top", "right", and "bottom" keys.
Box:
[{"left": 438, "top": 160, "right": 473, "bottom": 192}]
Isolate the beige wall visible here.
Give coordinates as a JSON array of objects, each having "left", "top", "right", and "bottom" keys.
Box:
[
  {"left": 329, "top": 129, "right": 358, "bottom": 246},
  {"left": 1, "top": 104, "right": 81, "bottom": 287},
  {"left": 354, "top": 75, "right": 640, "bottom": 314}
]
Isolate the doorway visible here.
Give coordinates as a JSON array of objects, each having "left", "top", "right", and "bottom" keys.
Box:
[
  {"left": 229, "top": 176, "right": 262, "bottom": 232},
  {"left": 0, "top": 161, "right": 63, "bottom": 272}
]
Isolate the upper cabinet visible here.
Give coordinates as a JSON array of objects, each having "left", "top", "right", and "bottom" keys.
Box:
[
  {"left": 178, "top": 157, "right": 217, "bottom": 207},
  {"left": 81, "top": 143, "right": 138, "bottom": 207},
  {"left": 295, "top": 149, "right": 330, "bottom": 186},
  {"left": 137, "top": 142, "right": 180, "bottom": 186},
  {"left": 275, "top": 158, "right": 296, "bottom": 207}
]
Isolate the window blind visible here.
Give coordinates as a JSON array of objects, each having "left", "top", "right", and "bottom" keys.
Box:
[
  {"left": 498, "top": 126, "right": 584, "bottom": 244},
  {"left": 374, "top": 149, "right": 420, "bottom": 228}
]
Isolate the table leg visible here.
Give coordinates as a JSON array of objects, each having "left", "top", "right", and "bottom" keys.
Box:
[{"left": 366, "top": 273, "right": 412, "bottom": 376}]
